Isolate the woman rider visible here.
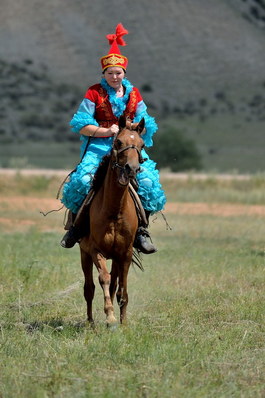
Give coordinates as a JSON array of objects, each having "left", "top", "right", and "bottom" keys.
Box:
[{"left": 60, "top": 23, "right": 166, "bottom": 254}]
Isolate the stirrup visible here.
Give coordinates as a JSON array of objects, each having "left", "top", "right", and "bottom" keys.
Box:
[{"left": 134, "top": 227, "right": 157, "bottom": 255}]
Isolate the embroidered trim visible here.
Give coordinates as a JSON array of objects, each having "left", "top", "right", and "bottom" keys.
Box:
[
  {"left": 97, "top": 86, "right": 113, "bottom": 120},
  {"left": 126, "top": 90, "right": 137, "bottom": 117},
  {"left": 101, "top": 54, "right": 127, "bottom": 66}
]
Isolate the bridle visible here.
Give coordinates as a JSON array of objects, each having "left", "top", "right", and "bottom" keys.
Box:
[{"left": 112, "top": 142, "right": 147, "bottom": 170}]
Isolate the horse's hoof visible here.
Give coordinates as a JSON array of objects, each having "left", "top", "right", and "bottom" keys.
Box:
[
  {"left": 106, "top": 317, "right": 118, "bottom": 331},
  {"left": 107, "top": 322, "right": 118, "bottom": 331},
  {"left": 86, "top": 320, "right": 95, "bottom": 329}
]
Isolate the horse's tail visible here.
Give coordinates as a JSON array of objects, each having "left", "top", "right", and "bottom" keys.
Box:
[{"left": 132, "top": 249, "right": 144, "bottom": 272}]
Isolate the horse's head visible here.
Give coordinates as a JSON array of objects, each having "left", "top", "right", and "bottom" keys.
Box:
[{"left": 112, "top": 115, "right": 146, "bottom": 186}]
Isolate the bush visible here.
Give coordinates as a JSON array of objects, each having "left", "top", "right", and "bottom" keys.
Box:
[{"left": 148, "top": 126, "right": 202, "bottom": 172}]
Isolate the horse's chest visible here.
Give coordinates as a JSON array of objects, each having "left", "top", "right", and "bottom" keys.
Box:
[
  {"left": 99, "top": 221, "right": 131, "bottom": 246},
  {"left": 103, "top": 221, "right": 128, "bottom": 240}
]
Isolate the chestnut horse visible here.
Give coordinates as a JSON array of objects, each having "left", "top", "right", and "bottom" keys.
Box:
[{"left": 79, "top": 116, "right": 146, "bottom": 326}]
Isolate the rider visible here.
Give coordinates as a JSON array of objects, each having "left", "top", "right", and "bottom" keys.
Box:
[{"left": 60, "top": 23, "right": 166, "bottom": 254}]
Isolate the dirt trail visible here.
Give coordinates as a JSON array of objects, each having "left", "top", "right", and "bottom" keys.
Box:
[
  {"left": 1, "top": 195, "right": 265, "bottom": 233},
  {"left": 165, "top": 202, "right": 265, "bottom": 217},
  {"left": 1, "top": 170, "right": 264, "bottom": 232},
  {"left": 1, "top": 196, "right": 265, "bottom": 216}
]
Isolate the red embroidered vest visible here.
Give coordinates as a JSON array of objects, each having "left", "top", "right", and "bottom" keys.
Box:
[{"left": 85, "top": 84, "right": 142, "bottom": 128}]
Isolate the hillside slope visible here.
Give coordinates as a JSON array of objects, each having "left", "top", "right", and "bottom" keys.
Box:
[{"left": 0, "top": 0, "right": 264, "bottom": 106}]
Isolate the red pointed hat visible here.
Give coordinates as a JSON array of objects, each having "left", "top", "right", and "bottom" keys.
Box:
[{"left": 101, "top": 23, "right": 129, "bottom": 71}]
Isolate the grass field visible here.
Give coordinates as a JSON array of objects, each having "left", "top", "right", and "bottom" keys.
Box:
[{"left": 0, "top": 173, "right": 265, "bottom": 397}]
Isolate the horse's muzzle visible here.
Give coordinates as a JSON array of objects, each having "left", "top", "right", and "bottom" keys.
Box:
[
  {"left": 125, "top": 163, "right": 140, "bottom": 176},
  {"left": 118, "top": 163, "right": 140, "bottom": 186}
]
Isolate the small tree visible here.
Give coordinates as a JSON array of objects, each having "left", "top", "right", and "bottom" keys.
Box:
[{"left": 148, "top": 126, "right": 202, "bottom": 172}]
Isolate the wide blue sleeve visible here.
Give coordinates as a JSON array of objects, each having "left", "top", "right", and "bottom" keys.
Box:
[
  {"left": 133, "top": 100, "right": 158, "bottom": 147},
  {"left": 70, "top": 99, "right": 99, "bottom": 133}
]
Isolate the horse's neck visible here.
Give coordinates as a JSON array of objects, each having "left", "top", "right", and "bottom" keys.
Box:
[{"left": 100, "top": 164, "right": 129, "bottom": 215}]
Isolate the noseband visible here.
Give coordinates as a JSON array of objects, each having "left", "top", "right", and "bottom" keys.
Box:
[{"left": 112, "top": 144, "right": 147, "bottom": 170}]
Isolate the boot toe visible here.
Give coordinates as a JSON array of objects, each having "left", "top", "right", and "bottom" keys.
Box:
[
  {"left": 140, "top": 241, "right": 157, "bottom": 254},
  {"left": 134, "top": 235, "right": 157, "bottom": 254},
  {"left": 60, "top": 230, "right": 78, "bottom": 248},
  {"left": 60, "top": 237, "right": 76, "bottom": 248}
]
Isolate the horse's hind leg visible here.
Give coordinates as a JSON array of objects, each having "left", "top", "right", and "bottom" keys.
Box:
[
  {"left": 80, "top": 249, "right": 95, "bottom": 325},
  {"left": 94, "top": 253, "right": 117, "bottom": 326}
]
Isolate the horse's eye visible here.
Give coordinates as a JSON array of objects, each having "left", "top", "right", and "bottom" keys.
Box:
[{"left": 116, "top": 139, "right": 122, "bottom": 148}]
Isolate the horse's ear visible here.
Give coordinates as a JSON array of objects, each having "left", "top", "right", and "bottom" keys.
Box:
[
  {"left": 118, "top": 115, "right": 127, "bottom": 131},
  {"left": 136, "top": 118, "right": 145, "bottom": 135}
]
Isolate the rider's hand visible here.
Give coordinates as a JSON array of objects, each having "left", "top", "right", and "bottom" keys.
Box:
[{"left": 106, "top": 124, "right": 119, "bottom": 137}]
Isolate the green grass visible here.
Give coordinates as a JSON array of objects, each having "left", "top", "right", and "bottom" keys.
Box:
[
  {"left": 0, "top": 173, "right": 63, "bottom": 197},
  {"left": 0, "top": 177, "right": 265, "bottom": 397}
]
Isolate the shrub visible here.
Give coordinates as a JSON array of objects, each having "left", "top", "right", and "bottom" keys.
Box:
[{"left": 148, "top": 126, "right": 202, "bottom": 172}]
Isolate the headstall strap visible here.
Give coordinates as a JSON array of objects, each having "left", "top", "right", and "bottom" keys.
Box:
[
  {"left": 115, "top": 144, "right": 146, "bottom": 164},
  {"left": 111, "top": 126, "right": 147, "bottom": 169}
]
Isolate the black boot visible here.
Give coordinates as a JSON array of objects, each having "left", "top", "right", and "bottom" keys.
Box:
[
  {"left": 61, "top": 203, "right": 91, "bottom": 248},
  {"left": 60, "top": 212, "right": 81, "bottom": 249},
  {"left": 134, "top": 211, "right": 157, "bottom": 254},
  {"left": 60, "top": 225, "right": 80, "bottom": 248}
]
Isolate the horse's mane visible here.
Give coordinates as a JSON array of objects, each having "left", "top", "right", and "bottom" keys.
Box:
[{"left": 91, "top": 154, "right": 111, "bottom": 192}]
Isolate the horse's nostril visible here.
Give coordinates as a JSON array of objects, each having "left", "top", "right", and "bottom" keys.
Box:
[
  {"left": 125, "top": 163, "right": 140, "bottom": 175},
  {"left": 125, "top": 164, "right": 131, "bottom": 173}
]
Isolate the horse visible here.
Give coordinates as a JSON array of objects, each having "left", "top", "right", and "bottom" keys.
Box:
[{"left": 79, "top": 115, "right": 146, "bottom": 326}]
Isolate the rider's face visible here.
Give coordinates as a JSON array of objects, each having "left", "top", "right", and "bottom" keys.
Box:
[{"left": 103, "top": 67, "right": 125, "bottom": 90}]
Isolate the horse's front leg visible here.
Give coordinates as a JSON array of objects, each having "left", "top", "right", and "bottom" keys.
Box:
[
  {"left": 110, "top": 262, "right": 119, "bottom": 304},
  {"left": 116, "top": 257, "right": 131, "bottom": 324},
  {"left": 80, "top": 249, "right": 95, "bottom": 325},
  {"left": 94, "top": 252, "right": 117, "bottom": 326}
]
